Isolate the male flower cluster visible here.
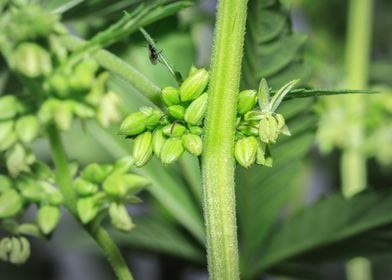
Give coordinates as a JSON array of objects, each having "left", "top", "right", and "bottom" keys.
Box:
[{"left": 120, "top": 68, "right": 209, "bottom": 167}]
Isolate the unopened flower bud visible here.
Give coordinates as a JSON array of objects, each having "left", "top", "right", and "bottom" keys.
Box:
[
  {"left": 15, "top": 115, "right": 39, "bottom": 143},
  {"left": 162, "top": 123, "right": 187, "bottom": 137},
  {"left": 182, "top": 134, "right": 203, "bottom": 156},
  {"left": 180, "top": 68, "right": 209, "bottom": 102},
  {"left": 238, "top": 90, "right": 257, "bottom": 115},
  {"left": 146, "top": 112, "right": 161, "bottom": 130},
  {"left": 244, "top": 110, "right": 263, "bottom": 121},
  {"left": 259, "top": 114, "right": 279, "bottom": 144},
  {"left": 0, "top": 120, "right": 17, "bottom": 152},
  {"left": 168, "top": 105, "right": 185, "bottom": 120},
  {"left": 184, "top": 93, "right": 208, "bottom": 125},
  {"left": 81, "top": 163, "right": 113, "bottom": 184},
  {"left": 109, "top": 202, "right": 134, "bottom": 232},
  {"left": 234, "top": 136, "right": 258, "bottom": 168},
  {"left": 162, "top": 87, "right": 180, "bottom": 106},
  {"left": 74, "top": 178, "right": 98, "bottom": 197},
  {"left": 37, "top": 205, "right": 60, "bottom": 234},
  {"left": 152, "top": 128, "right": 166, "bottom": 157},
  {"left": 0, "top": 95, "right": 24, "bottom": 120},
  {"left": 189, "top": 126, "right": 203, "bottom": 136},
  {"left": 132, "top": 131, "right": 153, "bottom": 167},
  {"left": 0, "top": 189, "right": 23, "bottom": 219},
  {"left": 120, "top": 112, "right": 147, "bottom": 136},
  {"left": 47, "top": 72, "right": 69, "bottom": 98},
  {"left": 160, "top": 137, "right": 185, "bottom": 165},
  {"left": 13, "top": 43, "right": 52, "bottom": 78}
]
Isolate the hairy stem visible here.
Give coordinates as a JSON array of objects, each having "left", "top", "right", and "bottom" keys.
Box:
[
  {"left": 47, "top": 124, "right": 134, "bottom": 280},
  {"left": 201, "top": 0, "right": 248, "bottom": 279},
  {"left": 342, "top": 0, "right": 373, "bottom": 279}
]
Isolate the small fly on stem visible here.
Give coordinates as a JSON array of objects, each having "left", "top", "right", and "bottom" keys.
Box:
[
  {"left": 147, "top": 43, "right": 161, "bottom": 65},
  {"left": 139, "top": 27, "right": 183, "bottom": 85}
]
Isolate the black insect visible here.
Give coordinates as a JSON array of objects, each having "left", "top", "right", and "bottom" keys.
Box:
[{"left": 148, "top": 44, "right": 161, "bottom": 65}]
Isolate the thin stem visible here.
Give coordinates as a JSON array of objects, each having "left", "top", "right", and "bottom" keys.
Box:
[
  {"left": 342, "top": 0, "right": 373, "bottom": 279},
  {"left": 47, "top": 124, "right": 134, "bottom": 280},
  {"left": 61, "top": 35, "right": 162, "bottom": 106},
  {"left": 139, "top": 27, "right": 183, "bottom": 84},
  {"left": 201, "top": 0, "right": 248, "bottom": 279}
]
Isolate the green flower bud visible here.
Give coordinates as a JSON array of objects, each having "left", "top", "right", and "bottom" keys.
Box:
[
  {"left": 146, "top": 113, "right": 161, "bottom": 130},
  {"left": 31, "top": 162, "right": 54, "bottom": 181},
  {"left": 0, "top": 95, "right": 24, "bottom": 120},
  {"left": 54, "top": 101, "right": 73, "bottom": 131},
  {"left": 152, "top": 128, "right": 166, "bottom": 158},
  {"left": 0, "top": 120, "right": 17, "bottom": 152},
  {"left": 47, "top": 191, "right": 63, "bottom": 206},
  {"left": 256, "top": 142, "right": 273, "bottom": 167},
  {"left": 182, "top": 134, "right": 203, "bottom": 156},
  {"left": 259, "top": 113, "right": 279, "bottom": 144},
  {"left": 0, "top": 175, "right": 12, "bottom": 193},
  {"left": 37, "top": 205, "right": 60, "bottom": 234},
  {"left": 234, "top": 136, "right": 258, "bottom": 168},
  {"left": 81, "top": 163, "right": 113, "bottom": 184},
  {"left": 132, "top": 131, "right": 153, "bottom": 167},
  {"left": 15, "top": 115, "right": 39, "bottom": 143},
  {"left": 7, "top": 144, "right": 35, "bottom": 177},
  {"left": 237, "top": 124, "right": 259, "bottom": 136},
  {"left": 21, "top": 184, "right": 45, "bottom": 202},
  {"left": 238, "top": 90, "right": 257, "bottom": 115},
  {"left": 69, "top": 59, "right": 98, "bottom": 90},
  {"left": 38, "top": 98, "right": 60, "bottom": 124},
  {"left": 120, "top": 112, "right": 147, "bottom": 136},
  {"left": 75, "top": 178, "right": 98, "bottom": 197},
  {"left": 71, "top": 101, "right": 95, "bottom": 119},
  {"left": 0, "top": 189, "right": 23, "bottom": 218},
  {"left": 184, "top": 93, "right": 208, "bottom": 125},
  {"left": 180, "top": 68, "right": 209, "bottom": 102},
  {"left": 189, "top": 126, "right": 203, "bottom": 135},
  {"left": 46, "top": 72, "right": 69, "bottom": 98},
  {"left": 13, "top": 43, "right": 52, "bottom": 77},
  {"left": 162, "top": 123, "right": 187, "bottom": 137},
  {"left": 162, "top": 87, "right": 180, "bottom": 106},
  {"left": 103, "top": 173, "right": 149, "bottom": 198},
  {"left": 168, "top": 105, "right": 185, "bottom": 120},
  {"left": 77, "top": 195, "right": 101, "bottom": 224},
  {"left": 160, "top": 137, "right": 185, "bottom": 165},
  {"left": 18, "top": 223, "right": 42, "bottom": 238},
  {"left": 109, "top": 202, "right": 134, "bottom": 232}
]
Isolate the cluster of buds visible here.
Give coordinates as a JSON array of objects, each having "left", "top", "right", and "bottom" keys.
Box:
[
  {"left": 120, "top": 68, "right": 209, "bottom": 167},
  {"left": 74, "top": 156, "right": 149, "bottom": 232},
  {"left": 0, "top": 161, "right": 63, "bottom": 266},
  {"left": 234, "top": 79, "right": 299, "bottom": 168}
]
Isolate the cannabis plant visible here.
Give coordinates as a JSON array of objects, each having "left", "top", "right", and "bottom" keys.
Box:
[{"left": 1, "top": 0, "right": 391, "bottom": 280}]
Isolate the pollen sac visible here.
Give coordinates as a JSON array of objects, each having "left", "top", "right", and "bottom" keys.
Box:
[
  {"left": 160, "top": 137, "right": 185, "bottom": 165},
  {"left": 132, "top": 131, "right": 153, "bottom": 167},
  {"left": 120, "top": 112, "right": 147, "bottom": 136},
  {"left": 180, "top": 68, "right": 209, "bottom": 102},
  {"left": 234, "top": 136, "right": 258, "bottom": 168},
  {"left": 162, "top": 86, "right": 180, "bottom": 106},
  {"left": 258, "top": 113, "right": 280, "bottom": 144},
  {"left": 184, "top": 93, "right": 208, "bottom": 126},
  {"left": 182, "top": 134, "right": 203, "bottom": 156},
  {"left": 237, "top": 90, "right": 257, "bottom": 115}
]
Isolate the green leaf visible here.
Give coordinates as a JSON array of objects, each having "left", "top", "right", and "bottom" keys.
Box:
[
  {"left": 111, "top": 216, "right": 204, "bottom": 263},
  {"left": 242, "top": 0, "right": 310, "bottom": 89},
  {"left": 249, "top": 188, "right": 392, "bottom": 277}
]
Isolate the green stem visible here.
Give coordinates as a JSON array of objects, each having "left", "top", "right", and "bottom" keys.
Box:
[
  {"left": 61, "top": 35, "right": 162, "bottom": 106},
  {"left": 342, "top": 0, "right": 373, "bottom": 279},
  {"left": 47, "top": 124, "right": 134, "bottom": 280},
  {"left": 201, "top": 0, "right": 248, "bottom": 279}
]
